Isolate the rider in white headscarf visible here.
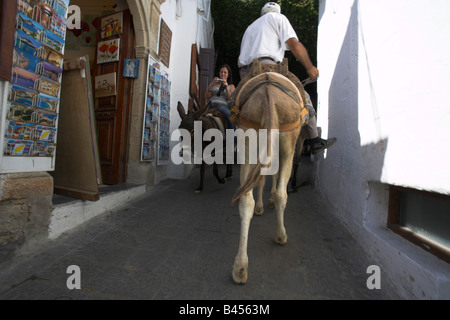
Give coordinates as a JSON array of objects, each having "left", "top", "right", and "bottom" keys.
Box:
[
  {"left": 236, "top": 2, "right": 337, "bottom": 154},
  {"left": 260, "top": 1, "right": 281, "bottom": 15}
]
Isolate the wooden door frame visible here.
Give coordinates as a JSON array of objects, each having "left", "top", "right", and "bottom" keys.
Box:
[{"left": 93, "top": 10, "right": 135, "bottom": 185}]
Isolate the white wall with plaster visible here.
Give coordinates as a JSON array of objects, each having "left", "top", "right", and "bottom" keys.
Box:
[{"left": 317, "top": 0, "right": 450, "bottom": 299}]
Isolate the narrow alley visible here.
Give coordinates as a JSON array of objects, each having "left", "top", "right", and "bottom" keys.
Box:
[{"left": 0, "top": 160, "right": 400, "bottom": 300}]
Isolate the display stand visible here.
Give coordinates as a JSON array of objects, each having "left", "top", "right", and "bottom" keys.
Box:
[
  {"left": 141, "top": 55, "right": 171, "bottom": 165},
  {"left": 0, "top": 0, "right": 70, "bottom": 174}
]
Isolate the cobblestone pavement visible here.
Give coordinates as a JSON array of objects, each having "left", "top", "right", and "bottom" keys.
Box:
[{"left": 0, "top": 163, "right": 400, "bottom": 300}]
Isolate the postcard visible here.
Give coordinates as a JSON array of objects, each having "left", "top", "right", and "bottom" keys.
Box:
[
  {"left": 33, "top": 108, "right": 58, "bottom": 127},
  {"left": 53, "top": 0, "right": 70, "bottom": 18},
  {"left": 49, "top": 13, "right": 67, "bottom": 40},
  {"left": 146, "top": 96, "right": 153, "bottom": 112},
  {"left": 153, "top": 89, "right": 160, "bottom": 106},
  {"left": 4, "top": 139, "right": 34, "bottom": 157},
  {"left": 9, "top": 84, "right": 38, "bottom": 107},
  {"left": 42, "top": 30, "right": 65, "bottom": 54},
  {"left": 150, "top": 123, "right": 158, "bottom": 141},
  {"left": 32, "top": 141, "right": 55, "bottom": 157},
  {"left": 37, "top": 92, "right": 59, "bottom": 111},
  {"left": 40, "top": 46, "right": 64, "bottom": 68},
  {"left": 34, "top": 125, "right": 56, "bottom": 142},
  {"left": 13, "top": 48, "right": 40, "bottom": 73},
  {"left": 37, "top": 77, "right": 61, "bottom": 97},
  {"left": 15, "top": 30, "right": 42, "bottom": 57},
  {"left": 7, "top": 102, "right": 34, "bottom": 123},
  {"left": 145, "top": 112, "right": 152, "bottom": 128},
  {"left": 17, "top": 12, "right": 44, "bottom": 42},
  {"left": 11, "top": 66, "right": 39, "bottom": 90},
  {"left": 17, "top": 0, "right": 34, "bottom": 19},
  {"left": 39, "top": 61, "right": 63, "bottom": 82},
  {"left": 142, "top": 144, "right": 154, "bottom": 161},
  {"left": 6, "top": 121, "right": 34, "bottom": 140},
  {"left": 154, "top": 69, "right": 162, "bottom": 88},
  {"left": 143, "top": 129, "right": 150, "bottom": 144},
  {"left": 32, "top": 141, "right": 48, "bottom": 157},
  {"left": 147, "top": 84, "right": 154, "bottom": 97},
  {"left": 149, "top": 66, "right": 156, "bottom": 83}
]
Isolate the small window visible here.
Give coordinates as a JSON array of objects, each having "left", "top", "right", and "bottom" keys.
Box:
[{"left": 388, "top": 186, "right": 450, "bottom": 264}]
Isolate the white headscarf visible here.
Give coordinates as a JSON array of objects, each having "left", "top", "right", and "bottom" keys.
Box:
[{"left": 261, "top": 2, "right": 281, "bottom": 16}]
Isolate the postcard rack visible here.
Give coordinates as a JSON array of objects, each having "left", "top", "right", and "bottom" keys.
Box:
[
  {"left": 141, "top": 55, "right": 171, "bottom": 164},
  {"left": 0, "top": 0, "right": 70, "bottom": 173}
]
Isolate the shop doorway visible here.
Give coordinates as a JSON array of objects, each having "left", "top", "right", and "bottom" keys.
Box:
[{"left": 92, "top": 9, "right": 135, "bottom": 184}]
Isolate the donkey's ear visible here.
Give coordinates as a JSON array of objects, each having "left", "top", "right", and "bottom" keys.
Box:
[{"left": 177, "top": 101, "right": 187, "bottom": 120}]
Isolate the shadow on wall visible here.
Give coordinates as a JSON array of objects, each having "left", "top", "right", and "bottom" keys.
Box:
[{"left": 316, "top": 0, "right": 388, "bottom": 228}]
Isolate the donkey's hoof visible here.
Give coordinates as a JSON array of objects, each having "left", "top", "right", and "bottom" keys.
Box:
[
  {"left": 254, "top": 206, "right": 264, "bottom": 216},
  {"left": 232, "top": 265, "right": 248, "bottom": 284},
  {"left": 275, "top": 231, "right": 288, "bottom": 245}
]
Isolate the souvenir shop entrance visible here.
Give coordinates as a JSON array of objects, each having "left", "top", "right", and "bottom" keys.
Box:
[
  {"left": 48, "top": 6, "right": 136, "bottom": 201},
  {"left": 41, "top": 1, "right": 141, "bottom": 201},
  {"left": 55, "top": 0, "right": 168, "bottom": 199},
  {"left": 92, "top": 9, "right": 135, "bottom": 185},
  {"left": 61, "top": 3, "right": 136, "bottom": 189}
]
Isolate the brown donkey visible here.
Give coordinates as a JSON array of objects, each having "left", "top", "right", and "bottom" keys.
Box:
[
  {"left": 177, "top": 101, "right": 233, "bottom": 193},
  {"left": 230, "top": 72, "right": 304, "bottom": 284}
]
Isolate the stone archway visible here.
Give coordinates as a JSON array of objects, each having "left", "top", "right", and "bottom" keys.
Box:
[{"left": 126, "top": 0, "right": 166, "bottom": 58}]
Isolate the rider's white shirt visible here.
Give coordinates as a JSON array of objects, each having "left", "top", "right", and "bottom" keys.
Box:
[{"left": 238, "top": 12, "right": 298, "bottom": 68}]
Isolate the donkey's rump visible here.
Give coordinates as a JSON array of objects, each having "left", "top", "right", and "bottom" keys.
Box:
[{"left": 236, "top": 72, "right": 304, "bottom": 129}]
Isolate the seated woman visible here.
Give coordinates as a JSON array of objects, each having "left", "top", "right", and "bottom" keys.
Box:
[{"left": 205, "top": 64, "right": 236, "bottom": 130}]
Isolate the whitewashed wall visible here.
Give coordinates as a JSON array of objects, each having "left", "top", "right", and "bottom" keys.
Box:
[
  {"left": 317, "top": 0, "right": 450, "bottom": 299},
  {"left": 157, "top": 0, "right": 214, "bottom": 180}
]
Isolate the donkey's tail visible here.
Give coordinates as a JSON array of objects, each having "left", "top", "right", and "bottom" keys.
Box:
[{"left": 231, "top": 85, "right": 277, "bottom": 207}]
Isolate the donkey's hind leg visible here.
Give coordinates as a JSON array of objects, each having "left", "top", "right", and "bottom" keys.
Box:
[
  {"left": 268, "top": 173, "right": 278, "bottom": 209},
  {"left": 273, "top": 130, "right": 299, "bottom": 245},
  {"left": 254, "top": 175, "right": 266, "bottom": 215},
  {"left": 232, "top": 163, "right": 255, "bottom": 284},
  {"left": 290, "top": 136, "right": 305, "bottom": 192}
]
